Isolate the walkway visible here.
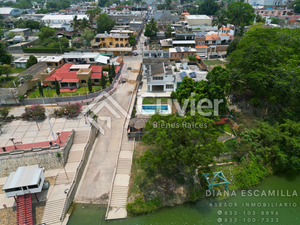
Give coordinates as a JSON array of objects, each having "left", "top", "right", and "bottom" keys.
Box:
[
  {"left": 106, "top": 88, "right": 136, "bottom": 219},
  {"left": 75, "top": 59, "right": 140, "bottom": 205},
  {"left": 41, "top": 128, "right": 90, "bottom": 225}
]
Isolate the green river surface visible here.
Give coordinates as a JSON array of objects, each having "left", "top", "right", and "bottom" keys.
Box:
[{"left": 68, "top": 170, "right": 300, "bottom": 225}]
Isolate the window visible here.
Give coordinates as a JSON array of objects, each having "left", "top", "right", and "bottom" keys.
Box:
[
  {"left": 89, "top": 58, "right": 95, "bottom": 62},
  {"left": 198, "top": 41, "right": 201, "bottom": 45},
  {"left": 174, "top": 54, "right": 177, "bottom": 58},
  {"left": 47, "top": 63, "right": 52, "bottom": 66},
  {"left": 22, "top": 186, "right": 28, "bottom": 190},
  {"left": 153, "top": 77, "right": 163, "bottom": 80},
  {"left": 94, "top": 79, "right": 100, "bottom": 83},
  {"left": 187, "top": 53, "right": 189, "bottom": 56},
  {"left": 81, "top": 80, "right": 87, "bottom": 84},
  {"left": 120, "top": 38, "right": 123, "bottom": 41},
  {"left": 51, "top": 82, "right": 55, "bottom": 85},
  {"left": 182, "top": 53, "right": 184, "bottom": 57},
  {"left": 28, "top": 184, "right": 39, "bottom": 189},
  {"left": 202, "top": 41, "right": 204, "bottom": 45},
  {"left": 166, "top": 84, "right": 173, "bottom": 89},
  {"left": 101, "top": 38, "right": 105, "bottom": 41},
  {"left": 5, "top": 187, "right": 22, "bottom": 192},
  {"left": 125, "top": 38, "right": 128, "bottom": 41},
  {"left": 96, "top": 38, "right": 100, "bottom": 42},
  {"left": 115, "top": 38, "right": 119, "bottom": 41},
  {"left": 120, "top": 43, "right": 124, "bottom": 47},
  {"left": 115, "top": 43, "right": 119, "bottom": 47},
  {"left": 205, "top": 41, "right": 208, "bottom": 44},
  {"left": 55, "top": 63, "right": 58, "bottom": 66},
  {"left": 212, "top": 41, "right": 216, "bottom": 44}
]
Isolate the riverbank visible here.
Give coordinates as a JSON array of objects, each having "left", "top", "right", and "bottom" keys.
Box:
[{"left": 67, "top": 170, "right": 300, "bottom": 225}]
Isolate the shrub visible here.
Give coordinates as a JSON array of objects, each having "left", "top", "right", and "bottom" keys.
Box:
[
  {"left": 0, "top": 107, "right": 10, "bottom": 119},
  {"left": 53, "top": 103, "right": 82, "bottom": 118},
  {"left": 22, "top": 104, "right": 45, "bottom": 119},
  {"left": 56, "top": 152, "right": 61, "bottom": 157},
  {"left": 126, "top": 195, "right": 161, "bottom": 216},
  {"left": 106, "top": 81, "right": 110, "bottom": 87}
]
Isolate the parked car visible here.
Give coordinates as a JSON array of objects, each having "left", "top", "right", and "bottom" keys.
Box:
[
  {"left": 199, "top": 55, "right": 207, "bottom": 59},
  {"left": 209, "top": 54, "right": 221, "bottom": 59}
]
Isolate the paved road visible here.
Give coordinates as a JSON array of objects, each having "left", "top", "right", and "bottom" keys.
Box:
[{"left": 75, "top": 57, "right": 140, "bottom": 204}]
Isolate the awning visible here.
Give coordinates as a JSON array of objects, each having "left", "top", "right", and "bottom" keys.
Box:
[
  {"left": 196, "top": 45, "right": 209, "bottom": 48},
  {"left": 95, "top": 55, "right": 110, "bottom": 64},
  {"left": 61, "top": 78, "right": 79, "bottom": 82}
]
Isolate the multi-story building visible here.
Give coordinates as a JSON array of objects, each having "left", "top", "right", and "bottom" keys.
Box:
[
  {"left": 91, "top": 31, "right": 133, "bottom": 55},
  {"left": 169, "top": 47, "right": 197, "bottom": 61},
  {"left": 144, "top": 63, "right": 176, "bottom": 92},
  {"left": 184, "top": 15, "right": 212, "bottom": 27},
  {"left": 172, "top": 32, "right": 196, "bottom": 47},
  {"left": 0, "top": 7, "right": 22, "bottom": 18}
]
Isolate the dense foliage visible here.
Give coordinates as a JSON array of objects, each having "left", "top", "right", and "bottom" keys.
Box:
[
  {"left": 227, "top": 28, "right": 300, "bottom": 121},
  {"left": 96, "top": 13, "right": 115, "bottom": 33},
  {"left": 22, "top": 104, "right": 45, "bottom": 119},
  {"left": 140, "top": 113, "right": 224, "bottom": 182},
  {"left": 144, "top": 18, "right": 158, "bottom": 37},
  {"left": 37, "top": 27, "right": 69, "bottom": 48},
  {"left": 26, "top": 55, "right": 38, "bottom": 68}
]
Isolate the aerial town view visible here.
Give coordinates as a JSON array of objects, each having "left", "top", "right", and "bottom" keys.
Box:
[{"left": 0, "top": 0, "right": 299, "bottom": 224}]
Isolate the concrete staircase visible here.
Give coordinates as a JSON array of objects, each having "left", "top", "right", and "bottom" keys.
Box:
[
  {"left": 107, "top": 128, "right": 134, "bottom": 219},
  {"left": 110, "top": 186, "right": 128, "bottom": 208},
  {"left": 41, "top": 199, "right": 65, "bottom": 225},
  {"left": 73, "top": 130, "right": 89, "bottom": 144},
  {"left": 55, "top": 171, "right": 75, "bottom": 185}
]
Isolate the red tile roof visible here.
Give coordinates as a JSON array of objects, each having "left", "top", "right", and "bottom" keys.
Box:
[{"left": 44, "top": 63, "right": 121, "bottom": 82}]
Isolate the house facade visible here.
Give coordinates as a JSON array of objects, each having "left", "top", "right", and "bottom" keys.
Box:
[
  {"left": 169, "top": 47, "right": 197, "bottom": 61},
  {"left": 144, "top": 63, "right": 175, "bottom": 92}
]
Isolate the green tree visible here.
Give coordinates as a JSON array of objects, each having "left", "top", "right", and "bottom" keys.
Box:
[
  {"left": 55, "top": 78, "right": 60, "bottom": 96},
  {"left": 292, "top": 0, "right": 300, "bottom": 13},
  {"left": 0, "top": 43, "right": 13, "bottom": 65},
  {"left": 38, "top": 27, "right": 55, "bottom": 42},
  {"left": 2, "top": 65, "right": 12, "bottom": 78},
  {"left": 270, "top": 17, "right": 285, "bottom": 26},
  {"left": 226, "top": 2, "right": 255, "bottom": 37},
  {"left": 38, "top": 81, "right": 43, "bottom": 97},
  {"left": 227, "top": 28, "right": 300, "bottom": 119},
  {"left": 206, "top": 66, "right": 231, "bottom": 93},
  {"left": 140, "top": 113, "right": 224, "bottom": 187},
  {"left": 88, "top": 77, "right": 92, "bottom": 93},
  {"left": 8, "top": 32, "right": 16, "bottom": 39},
  {"left": 255, "top": 14, "right": 266, "bottom": 23},
  {"left": 212, "top": 13, "right": 227, "bottom": 49},
  {"left": 128, "top": 34, "right": 136, "bottom": 46},
  {"left": 80, "top": 28, "right": 95, "bottom": 48},
  {"left": 198, "top": 0, "right": 220, "bottom": 15},
  {"left": 78, "top": 17, "right": 90, "bottom": 31},
  {"left": 144, "top": 18, "right": 158, "bottom": 37},
  {"left": 116, "top": 6, "right": 122, "bottom": 11},
  {"left": 26, "top": 55, "right": 38, "bottom": 68},
  {"left": 165, "top": 24, "right": 173, "bottom": 38},
  {"left": 226, "top": 37, "right": 239, "bottom": 56},
  {"left": 96, "top": 13, "right": 115, "bottom": 33},
  {"left": 111, "top": 63, "right": 116, "bottom": 78},
  {"left": 71, "top": 15, "right": 80, "bottom": 31},
  {"left": 86, "top": 8, "right": 101, "bottom": 25},
  {"left": 187, "top": 54, "right": 197, "bottom": 62},
  {"left": 101, "top": 70, "right": 106, "bottom": 89},
  {"left": 0, "top": 107, "right": 10, "bottom": 119}
]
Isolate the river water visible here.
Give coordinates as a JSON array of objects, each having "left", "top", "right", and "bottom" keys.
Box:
[{"left": 68, "top": 170, "right": 300, "bottom": 225}]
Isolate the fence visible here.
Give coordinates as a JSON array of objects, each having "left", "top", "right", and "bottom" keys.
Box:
[
  {"left": 127, "top": 131, "right": 147, "bottom": 141},
  {"left": 59, "top": 126, "right": 99, "bottom": 222},
  {"left": 20, "top": 64, "right": 123, "bottom": 105}
]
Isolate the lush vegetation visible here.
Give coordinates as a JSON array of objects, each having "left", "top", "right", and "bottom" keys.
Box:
[
  {"left": 53, "top": 103, "right": 82, "bottom": 117},
  {"left": 127, "top": 195, "right": 161, "bottom": 215},
  {"left": 28, "top": 86, "right": 102, "bottom": 98},
  {"left": 144, "top": 18, "right": 158, "bottom": 37},
  {"left": 22, "top": 104, "right": 45, "bottom": 119},
  {"left": 96, "top": 13, "right": 115, "bottom": 33},
  {"left": 0, "top": 76, "right": 19, "bottom": 88},
  {"left": 142, "top": 98, "right": 169, "bottom": 105},
  {"left": 36, "top": 27, "right": 69, "bottom": 49},
  {"left": 26, "top": 55, "right": 38, "bottom": 68}
]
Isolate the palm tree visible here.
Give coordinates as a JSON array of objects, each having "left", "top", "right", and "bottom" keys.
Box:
[
  {"left": 78, "top": 18, "right": 90, "bottom": 31},
  {"left": 227, "top": 69, "right": 245, "bottom": 95},
  {"left": 71, "top": 15, "right": 80, "bottom": 31},
  {"left": 212, "top": 14, "right": 228, "bottom": 53},
  {"left": 86, "top": 8, "right": 101, "bottom": 26},
  {"left": 227, "top": 4, "right": 248, "bottom": 38}
]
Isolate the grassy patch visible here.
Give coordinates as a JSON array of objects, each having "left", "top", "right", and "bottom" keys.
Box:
[
  {"left": 204, "top": 60, "right": 227, "bottom": 66},
  {"left": 224, "top": 138, "right": 237, "bottom": 152},
  {"left": 142, "top": 98, "right": 169, "bottom": 104},
  {"left": 217, "top": 123, "right": 233, "bottom": 134},
  {"left": 28, "top": 86, "right": 102, "bottom": 98},
  {"left": 0, "top": 76, "right": 20, "bottom": 88},
  {"left": 11, "top": 67, "right": 26, "bottom": 74}
]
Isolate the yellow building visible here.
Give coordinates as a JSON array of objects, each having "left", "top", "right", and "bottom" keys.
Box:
[{"left": 91, "top": 31, "right": 132, "bottom": 55}]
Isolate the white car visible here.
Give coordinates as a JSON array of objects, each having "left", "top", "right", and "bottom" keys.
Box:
[{"left": 199, "top": 55, "right": 207, "bottom": 59}]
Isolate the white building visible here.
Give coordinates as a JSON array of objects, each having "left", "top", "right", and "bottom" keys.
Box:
[
  {"left": 0, "top": 7, "right": 22, "bottom": 18},
  {"left": 62, "top": 52, "right": 110, "bottom": 64},
  {"left": 2, "top": 165, "right": 45, "bottom": 198},
  {"left": 13, "top": 55, "right": 61, "bottom": 68},
  {"left": 143, "top": 63, "right": 175, "bottom": 92},
  {"left": 41, "top": 15, "right": 88, "bottom": 31}
]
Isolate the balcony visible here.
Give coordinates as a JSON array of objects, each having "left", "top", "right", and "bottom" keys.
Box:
[{"left": 77, "top": 68, "right": 92, "bottom": 76}]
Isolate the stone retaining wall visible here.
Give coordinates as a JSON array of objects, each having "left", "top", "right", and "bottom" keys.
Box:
[{"left": 0, "top": 130, "right": 75, "bottom": 178}]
